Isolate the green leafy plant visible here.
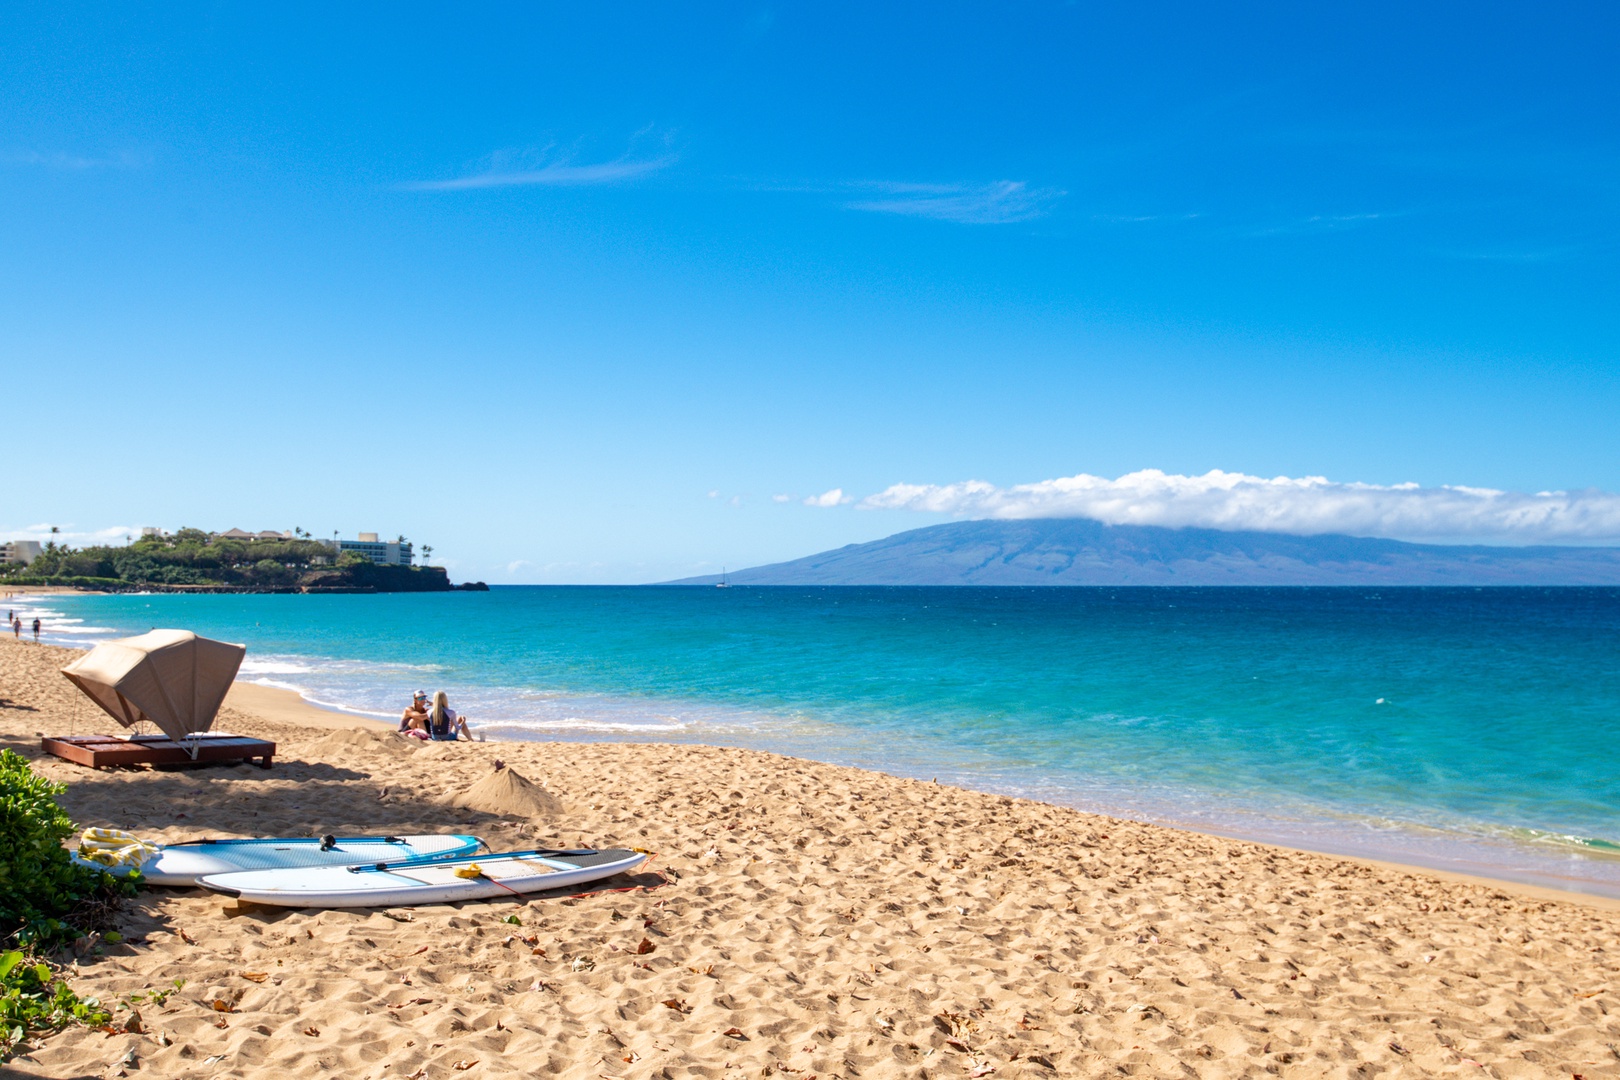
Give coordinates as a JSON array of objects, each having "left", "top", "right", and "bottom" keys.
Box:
[
  {"left": 0, "top": 753, "right": 142, "bottom": 1058},
  {"left": 122, "top": 977, "right": 184, "bottom": 1010},
  {"left": 0, "top": 949, "right": 111, "bottom": 1055},
  {"left": 0, "top": 750, "right": 136, "bottom": 949}
]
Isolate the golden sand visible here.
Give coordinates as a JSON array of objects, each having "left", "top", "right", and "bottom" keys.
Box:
[{"left": 2, "top": 636, "right": 1619, "bottom": 1079}]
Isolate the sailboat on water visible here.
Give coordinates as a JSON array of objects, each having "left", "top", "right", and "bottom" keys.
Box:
[{"left": 716, "top": 567, "right": 730, "bottom": 588}]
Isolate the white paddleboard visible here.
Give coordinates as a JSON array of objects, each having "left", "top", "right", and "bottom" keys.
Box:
[
  {"left": 199, "top": 847, "right": 649, "bottom": 908},
  {"left": 123, "top": 835, "right": 483, "bottom": 886}
]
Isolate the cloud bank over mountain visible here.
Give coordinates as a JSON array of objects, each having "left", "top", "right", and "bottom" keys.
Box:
[{"left": 857, "top": 470, "right": 1620, "bottom": 544}]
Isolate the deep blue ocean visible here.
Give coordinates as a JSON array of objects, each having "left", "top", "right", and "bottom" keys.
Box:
[{"left": 16, "top": 586, "right": 1620, "bottom": 896}]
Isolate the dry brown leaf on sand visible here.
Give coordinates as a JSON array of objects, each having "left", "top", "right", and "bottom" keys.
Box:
[
  {"left": 661, "top": 998, "right": 690, "bottom": 1013},
  {"left": 722, "top": 1027, "right": 748, "bottom": 1040},
  {"left": 452, "top": 1061, "right": 479, "bottom": 1071},
  {"left": 211, "top": 1000, "right": 235, "bottom": 1013},
  {"left": 301, "top": 1026, "right": 319, "bottom": 1037},
  {"left": 239, "top": 971, "right": 268, "bottom": 983},
  {"left": 178, "top": 930, "right": 198, "bottom": 945},
  {"left": 636, "top": 937, "right": 656, "bottom": 954}
]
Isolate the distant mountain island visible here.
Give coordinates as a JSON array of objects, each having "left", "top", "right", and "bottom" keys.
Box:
[{"left": 667, "top": 519, "right": 1620, "bottom": 586}]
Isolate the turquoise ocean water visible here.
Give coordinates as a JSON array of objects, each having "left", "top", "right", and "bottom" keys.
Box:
[{"left": 15, "top": 586, "right": 1620, "bottom": 896}]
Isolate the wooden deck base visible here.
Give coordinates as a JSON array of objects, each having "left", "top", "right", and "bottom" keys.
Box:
[{"left": 41, "top": 734, "right": 276, "bottom": 770}]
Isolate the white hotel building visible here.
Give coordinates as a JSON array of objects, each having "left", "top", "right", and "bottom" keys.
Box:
[{"left": 335, "top": 532, "right": 413, "bottom": 567}]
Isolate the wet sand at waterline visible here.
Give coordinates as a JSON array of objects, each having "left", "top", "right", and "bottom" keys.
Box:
[{"left": 2, "top": 637, "right": 1618, "bottom": 1079}]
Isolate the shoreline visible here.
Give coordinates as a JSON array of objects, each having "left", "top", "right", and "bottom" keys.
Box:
[
  {"left": 20, "top": 589, "right": 1620, "bottom": 909},
  {"left": 7, "top": 634, "right": 1620, "bottom": 1076},
  {"left": 222, "top": 679, "right": 396, "bottom": 732},
  {"left": 19, "top": 587, "right": 1620, "bottom": 902},
  {"left": 230, "top": 672, "right": 1620, "bottom": 912}
]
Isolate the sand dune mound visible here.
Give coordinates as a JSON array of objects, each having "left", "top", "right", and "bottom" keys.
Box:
[
  {"left": 303, "top": 727, "right": 410, "bottom": 756},
  {"left": 451, "top": 764, "right": 563, "bottom": 819}
]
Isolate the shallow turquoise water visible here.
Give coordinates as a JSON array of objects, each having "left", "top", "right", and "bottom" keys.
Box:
[{"left": 19, "top": 586, "right": 1620, "bottom": 895}]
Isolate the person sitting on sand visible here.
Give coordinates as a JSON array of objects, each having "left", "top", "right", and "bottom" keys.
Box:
[
  {"left": 398, "top": 690, "right": 431, "bottom": 739},
  {"left": 427, "top": 690, "right": 473, "bottom": 742}
]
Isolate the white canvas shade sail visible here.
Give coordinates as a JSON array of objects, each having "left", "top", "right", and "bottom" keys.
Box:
[{"left": 61, "top": 629, "right": 246, "bottom": 747}]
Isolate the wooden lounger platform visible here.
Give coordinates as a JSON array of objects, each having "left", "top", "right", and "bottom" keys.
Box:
[{"left": 41, "top": 734, "right": 275, "bottom": 770}]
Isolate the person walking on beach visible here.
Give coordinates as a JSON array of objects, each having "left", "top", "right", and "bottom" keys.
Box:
[
  {"left": 11, "top": 617, "right": 18, "bottom": 639},
  {"left": 427, "top": 691, "right": 474, "bottom": 741},
  {"left": 31, "top": 617, "right": 41, "bottom": 642}
]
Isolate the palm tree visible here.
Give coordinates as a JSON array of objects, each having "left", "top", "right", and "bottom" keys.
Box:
[{"left": 422, "top": 544, "right": 433, "bottom": 565}]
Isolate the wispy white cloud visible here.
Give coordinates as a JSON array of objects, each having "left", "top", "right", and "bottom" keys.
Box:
[
  {"left": 405, "top": 157, "right": 673, "bottom": 191},
  {"left": 1242, "top": 210, "right": 1403, "bottom": 238},
  {"left": 845, "top": 179, "right": 1063, "bottom": 225},
  {"left": 404, "top": 135, "right": 675, "bottom": 192},
  {"left": 1, "top": 524, "right": 140, "bottom": 545},
  {"left": 804, "top": 488, "right": 851, "bottom": 508},
  {"left": 771, "top": 494, "right": 792, "bottom": 503},
  {"left": 858, "top": 469, "right": 1620, "bottom": 544}
]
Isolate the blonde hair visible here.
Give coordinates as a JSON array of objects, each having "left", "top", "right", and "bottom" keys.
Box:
[{"left": 430, "top": 690, "right": 450, "bottom": 727}]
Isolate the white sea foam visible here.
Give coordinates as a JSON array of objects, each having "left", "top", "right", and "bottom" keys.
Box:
[{"left": 239, "top": 659, "right": 316, "bottom": 675}]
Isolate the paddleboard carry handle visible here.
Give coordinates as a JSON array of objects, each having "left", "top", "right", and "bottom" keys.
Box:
[{"left": 320, "top": 835, "right": 337, "bottom": 851}]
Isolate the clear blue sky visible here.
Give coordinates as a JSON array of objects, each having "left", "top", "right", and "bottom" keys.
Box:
[{"left": 4, "top": 4, "right": 1617, "bottom": 581}]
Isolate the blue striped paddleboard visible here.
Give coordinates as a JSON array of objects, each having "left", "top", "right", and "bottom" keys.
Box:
[
  {"left": 199, "top": 847, "right": 649, "bottom": 908},
  {"left": 133, "top": 834, "right": 483, "bottom": 886}
]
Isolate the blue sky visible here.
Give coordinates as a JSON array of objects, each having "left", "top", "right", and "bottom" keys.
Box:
[{"left": 3, "top": 3, "right": 1617, "bottom": 581}]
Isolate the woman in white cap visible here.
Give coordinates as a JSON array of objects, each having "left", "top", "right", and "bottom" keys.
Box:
[{"left": 398, "top": 690, "right": 431, "bottom": 739}]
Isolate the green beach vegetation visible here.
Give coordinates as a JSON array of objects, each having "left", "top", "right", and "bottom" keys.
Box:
[
  {"left": 0, "top": 750, "right": 136, "bottom": 1054},
  {"left": 1, "top": 530, "right": 475, "bottom": 592},
  {"left": 15, "top": 528, "right": 335, "bottom": 587}
]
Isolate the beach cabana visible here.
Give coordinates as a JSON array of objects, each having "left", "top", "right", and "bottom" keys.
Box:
[{"left": 46, "top": 629, "right": 276, "bottom": 770}]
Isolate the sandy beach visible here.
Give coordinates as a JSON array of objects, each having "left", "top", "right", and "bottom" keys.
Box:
[{"left": 2, "top": 636, "right": 1619, "bottom": 1079}]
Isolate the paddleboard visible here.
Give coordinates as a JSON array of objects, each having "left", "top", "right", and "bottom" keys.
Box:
[
  {"left": 199, "top": 847, "right": 649, "bottom": 908},
  {"left": 118, "top": 835, "right": 483, "bottom": 886}
]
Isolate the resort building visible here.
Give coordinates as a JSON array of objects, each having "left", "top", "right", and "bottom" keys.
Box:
[
  {"left": 0, "top": 540, "right": 43, "bottom": 566},
  {"left": 336, "top": 532, "right": 413, "bottom": 567}
]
